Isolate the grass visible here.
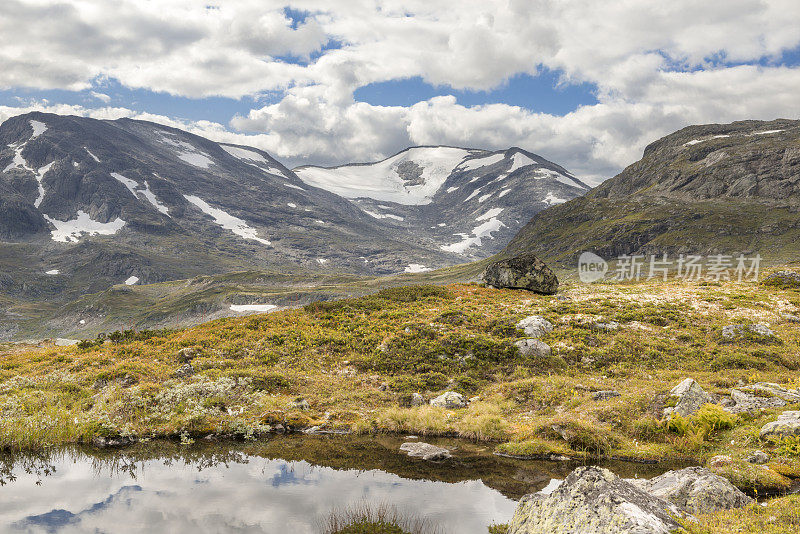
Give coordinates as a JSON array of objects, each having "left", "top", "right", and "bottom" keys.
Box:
[
  {"left": 2, "top": 273, "right": 800, "bottom": 496},
  {"left": 683, "top": 494, "right": 800, "bottom": 534},
  {"left": 320, "top": 502, "right": 441, "bottom": 534}
]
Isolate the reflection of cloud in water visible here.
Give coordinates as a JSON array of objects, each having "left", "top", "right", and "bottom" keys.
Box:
[{"left": 1, "top": 456, "right": 515, "bottom": 533}]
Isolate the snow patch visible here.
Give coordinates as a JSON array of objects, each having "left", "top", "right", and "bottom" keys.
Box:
[
  {"left": 316, "top": 258, "right": 328, "bottom": 265},
  {"left": 753, "top": 129, "right": 784, "bottom": 135},
  {"left": 464, "top": 188, "right": 481, "bottom": 202},
  {"left": 404, "top": 264, "right": 431, "bottom": 273},
  {"left": 477, "top": 208, "right": 504, "bottom": 221},
  {"left": 184, "top": 195, "right": 270, "bottom": 245},
  {"left": 33, "top": 162, "right": 54, "bottom": 208},
  {"left": 362, "top": 209, "right": 404, "bottom": 221},
  {"left": 111, "top": 172, "right": 169, "bottom": 215},
  {"left": 44, "top": 211, "right": 126, "bottom": 242},
  {"left": 220, "top": 145, "right": 270, "bottom": 165},
  {"left": 230, "top": 304, "right": 277, "bottom": 313},
  {"left": 84, "top": 148, "right": 100, "bottom": 162},
  {"left": 543, "top": 192, "right": 567, "bottom": 205},
  {"left": 283, "top": 183, "right": 305, "bottom": 191},
  {"left": 684, "top": 139, "right": 703, "bottom": 146},
  {"left": 287, "top": 203, "right": 297, "bottom": 208},
  {"left": 295, "top": 147, "right": 473, "bottom": 205},
  {"left": 498, "top": 188, "right": 511, "bottom": 198},
  {"left": 446, "top": 186, "right": 459, "bottom": 193},
  {"left": 29, "top": 120, "right": 47, "bottom": 138},
  {"left": 124, "top": 276, "right": 139, "bottom": 285},
  {"left": 478, "top": 193, "right": 492, "bottom": 203},
  {"left": 177, "top": 151, "right": 214, "bottom": 168},
  {"left": 458, "top": 153, "right": 505, "bottom": 172},
  {"left": 507, "top": 152, "right": 538, "bottom": 173},
  {"left": 45, "top": 269, "right": 60, "bottom": 275},
  {"left": 441, "top": 217, "right": 506, "bottom": 254}
]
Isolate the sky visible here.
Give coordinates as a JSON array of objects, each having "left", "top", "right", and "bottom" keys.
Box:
[{"left": 1, "top": 0, "right": 799, "bottom": 183}]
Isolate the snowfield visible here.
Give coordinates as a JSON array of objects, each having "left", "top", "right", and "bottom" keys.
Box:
[
  {"left": 457, "top": 152, "right": 504, "bottom": 172},
  {"left": 441, "top": 216, "right": 506, "bottom": 254},
  {"left": 44, "top": 211, "right": 126, "bottom": 242},
  {"left": 230, "top": 304, "right": 277, "bottom": 313},
  {"left": 111, "top": 172, "right": 169, "bottom": 215},
  {"left": 184, "top": 195, "right": 271, "bottom": 246},
  {"left": 404, "top": 264, "right": 431, "bottom": 273},
  {"left": 221, "top": 145, "right": 271, "bottom": 166},
  {"left": 295, "top": 147, "right": 474, "bottom": 205},
  {"left": 29, "top": 120, "right": 47, "bottom": 138},
  {"left": 124, "top": 276, "right": 139, "bottom": 285}
]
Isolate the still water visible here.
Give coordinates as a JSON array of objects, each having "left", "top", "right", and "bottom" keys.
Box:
[{"left": 0, "top": 435, "right": 672, "bottom": 533}]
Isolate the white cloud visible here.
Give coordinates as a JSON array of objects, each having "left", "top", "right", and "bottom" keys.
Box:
[{"left": 0, "top": 1, "right": 799, "bottom": 179}]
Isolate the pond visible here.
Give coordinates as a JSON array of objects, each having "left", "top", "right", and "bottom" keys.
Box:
[{"left": 0, "top": 435, "right": 677, "bottom": 533}]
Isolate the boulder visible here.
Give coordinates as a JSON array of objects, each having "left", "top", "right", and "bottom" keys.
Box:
[
  {"left": 177, "top": 347, "right": 200, "bottom": 362},
  {"left": 664, "top": 378, "right": 713, "bottom": 417},
  {"left": 741, "top": 382, "right": 800, "bottom": 403},
  {"left": 482, "top": 253, "right": 559, "bottom": 294},
  {"left": 515, "top": 339, "right": 552, "bottom": 358},
  {"left": 430, "top": 391, "right": 467, "bottom": 409},
  {"left": 763, "top": 270, "right": 800, "bottom": 289},
  {"left": 745, "top": 450, "right": 769, "bottom": 464},
  {"left": 410, "top": 392, "right": 425, "bottom": 406},
  {"left": 288, "top": 398, "right": 310, "bottom": 411},
  {"left": 507, "top": 466, "right": 682, "bottom": 534},
  {"left": 174, "top": 363, "right": 194, "bottom": 378},
  {"left": 721, "top": 323, "right": 776, "bottom": 340},
  {"left": 631, "top": 467, "right": 752, "bottom": 515},
  {"left": 592, "top": 390, "right": 621, "bottom": 401},
  {"left": 591, "top": 321, "right": 620, "bottom": 332},
  {"left": 516, "top": 315, "right": 554, "bottom": 338},
  {"left": 722, "top": 389, "right": 787, "bottom": 414},
  {"left": 759, "top": 410, "right": 800, "bottom": 439},
  {"left": 399, "top": 442, "right": 451, "bottom": 461}
]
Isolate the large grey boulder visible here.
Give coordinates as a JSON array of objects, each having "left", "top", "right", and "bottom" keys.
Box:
[
  {"left": 399, "top": 442, "right": 451, "bottom": 461},
  {"left": 723, "top": 388, "right": 786, "bottom": 414},
  {"left": 630, "top": 467, "right": 752, "bottom": 515},
  {"left": 515, "top": 339, "right": 552, "bottom": 358},
  {"left": 760, "top": 410, "right": 800, "bottom": 439},
  {"left": 430, "top": 391, "right": 467, "bottom": 409},
  {"left": 516, "top": 315, "right": 554, "bottom": 338},
  {"left": 763, "top": 270, "right": 800, "bottom": 289},
  {"left": 507, "top": 466, "right": 682, "bottom": 534},
  {"left": 664, "top": 378, "right": 714, "bottom": 417},
  {"left": 482, "top": 253, "right": 559, "bottom": 294}
]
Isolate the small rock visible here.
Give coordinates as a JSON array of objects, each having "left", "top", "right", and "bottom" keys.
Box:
[
  {"left": 410, "top": 392, "right": 425, "bottom": 406},
  {"left": 506, "top": 466, "right": 682, "bottom": 534},
  {"left": 592, "top": 390, "right": 620, "bottom": 401},
  {"left": 481, "top": 253, "right": 559, "bottom": 294},
  {"left": 174, "top": 363, "right": 194, "bottom": 378},
  {"left": 516, "top": 315, "right": 554, "bottom": 338},
  {"left": 399, "top": 442, "right": 451, "bottom": 461},
  {"left": 707, "top": 455, "right": 733, "bottom": 468},
  {"left": 746, "top": 450, "right": 770, "bottom": 464},
  {"left": 288, "top": 398, "right": 310, "bottom": 411},
  {"left": 430, "top": 391, "right": 467, "bottom": 409},
  {"left": 759, "top": 410, "right": 800, "bottom": 439},
  {"left": 273, "top": 424, "right": 285, "bottom": 433},
  {"left": 632, "top": 466, "right": 752, "bottom": 515},
  {"left": 514, "top": 339, "right": 552, "bottom": 358},
  {"left": 781, "top": 313, "right": 800, "bottom": 323},
  {"left": 591, "top": 321, "right": 620, "bottom": 332},
  {"left": 177, "top": 347, "right": 199, "bottom": 362},
  {"left": 664, "top": 378, "right": 714, "bottom": 417},
  {"left": 469, "top": 395, "right": 481, "bottom": 403}
]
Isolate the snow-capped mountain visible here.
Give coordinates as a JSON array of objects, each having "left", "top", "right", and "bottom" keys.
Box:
[{"left": 295, "top": 146, "right": 589, "bottom": 259}]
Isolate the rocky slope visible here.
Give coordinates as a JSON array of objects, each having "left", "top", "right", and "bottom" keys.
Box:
[
  {"left": 295, "top": 146, "right": 589, "bottom": 260},
  {"left": 503, "top": 119, "right": 800, "bottom": 266}
]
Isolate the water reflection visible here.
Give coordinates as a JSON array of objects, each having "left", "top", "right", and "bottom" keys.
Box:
[{"left": 0, "top": 436, "right": 677, "bottom": 534}]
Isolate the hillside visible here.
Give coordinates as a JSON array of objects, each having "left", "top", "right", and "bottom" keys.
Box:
[{"left": 503, "top": 119, "right": 800, "bottom": 267}]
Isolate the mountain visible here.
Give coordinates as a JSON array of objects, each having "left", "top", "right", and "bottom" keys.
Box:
[
  {"left": 503, "top": 118, "right": 800, "bottom": 267},
  {"left": 295, "top": 146, "right": 589, "bottom": 260},
  {"left": 0, "top": 112, "right": 587, "bottom": 340}
]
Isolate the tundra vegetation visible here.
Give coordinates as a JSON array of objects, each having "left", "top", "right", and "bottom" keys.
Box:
[{"left": 1, "top": 273, "right": 799, "bottom": 531}]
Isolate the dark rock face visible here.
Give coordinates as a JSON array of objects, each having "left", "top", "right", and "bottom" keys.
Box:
[
  {"left": 503, "top": 119, "right": 800, "bottom": 266},
  {"left": 483, "top": 253, "right": 558, "bottom": 294}
]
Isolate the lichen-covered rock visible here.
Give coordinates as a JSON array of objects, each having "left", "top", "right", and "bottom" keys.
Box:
[
  {"left": 664, "top": 378, "right": 713, "bottom": 417},
  {"left": 177, "top": 347, "right": 200, "bottom": 362},
  {"left": 721, "top": 323, "right": 777, "bottom": 340},
  {"left": 516, "top": 315, "right": 554, "bottom": 337},
  {"left": 746, "top": 450, "right": 769, "bottom": 464},
  {"left": 288, "top": 398, "right": 310, "bottom": 411},
  {"left": 741, "top": 382, "right": 800, "bottom": 403},
  {"left": 174, "top": 363, "right": 194, "bottom": 378},
  {"left": 430, "top": 391, "right": 467, "bottom": 409},
  {"left": 410, "top": 392, "right": 425, "bottom": 406},
  {"left": 631, "top": 467, "right": 752, "bottom": 515},
  {"left": 760, "top": 410, "right": 800, "bottom": 439},
  {"left": 399, "top": 442, "right": 451, "bottom": 461},
  {"left": 592, "top": 321, "right": 620, "bottom": 332},
  {"left": 515, "top": 339, "right": 552, "bottom": 358},
  {"left": 722, "top": 388, "right": 787, "bottom": 414},
  {"left": 763, "top": 270, "right": 800, "bottom": 289},
  {"left": 507, "top": 466, "right": 682, "bottom": 534},
  {"left": 592, "top": 390, "right": 621, "bottom": 401},
  {"left": 482, "top": 253, "right": 559, "bottom": 294}
]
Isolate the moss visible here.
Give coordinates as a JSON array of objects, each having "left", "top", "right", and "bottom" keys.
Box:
[
  {"left": 683, "top": 494, "right": 800, "bottom": 534},
  {"left": 709, "top": 459, "right": 791, "bottom": 494}
]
